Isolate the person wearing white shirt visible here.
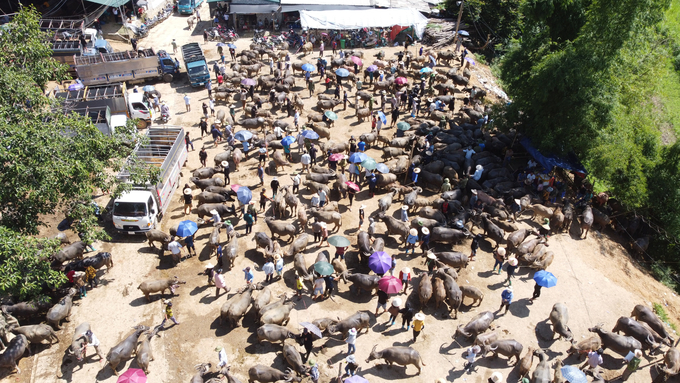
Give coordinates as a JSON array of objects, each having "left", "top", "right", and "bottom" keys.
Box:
[
  {"left": 273, "top": 125, "right": 284, "bottom": 139},
  {"left": 472, "top": 165, "right": 484, "bottom": 181},
  {"left": 318, "top": 189, "right": 327, "bottom": 207},
  {"left": 527, "top": 160, "right": 537, "bottom": 168},
  {"left": 82, "top": 329, "right": 105, "bottom": 360},
  {"left": 168, "top": 239, "right": 183, "bottom": 262},
  {"left": 301, "top": 152, "right": 311, "bottom": 173},
  {"left": 217, "top": 347, "right": 228, "bottom": 368},
  {"left": 311, "top": 193, "right": 320, "bottom": 208},
  {"left": 296, "top": 132, "right": 305, "bottom": 153},
  {"left": 291, "top": 173, "right": 301, "bottom": 193},
  {"left": 376, "top": 117, "right": 382, "bottom": 135}
]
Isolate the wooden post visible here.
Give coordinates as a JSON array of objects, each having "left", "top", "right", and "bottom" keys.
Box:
[
  {"left": 453, "top": 0, "right": 465, "bottom": 42},
  {"left": 404, "top": 139, "right": 416, "bottom": 184}
]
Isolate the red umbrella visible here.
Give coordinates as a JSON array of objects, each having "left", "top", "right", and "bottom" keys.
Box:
[
  {"left": 351, "top": 56, "right": 363, "bottom": 66},
  {"left": 345, "top": 181, "right": 360, "bottom": 192},
  {"left": 328, "top": 153, "right": 345, "bottom": 161},
  {"left": 231, "top": 184, "right": 241, "bottom": 192},
  {"left": 378, "top": 276, "right": 403, "bottom": 294},
  {"left": 395, "top": 77, "right": 408, "bottom": 85},
  {"left": 117, "top": 368, "right": 147, "bottom": 383}
]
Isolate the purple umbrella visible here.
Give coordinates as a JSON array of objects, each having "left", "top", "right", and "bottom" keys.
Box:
[
  {"left": 368, "top": 251, "right": 391, "bottom": 274},
  {"left": 367, "top": 65, "right": 378, "bottom": 72},
  {"left": 241, "top": 78, "right": 257, "bottom": 86},
  {"left": 344, "top": 377, "right": 369, "bottom": 383}
]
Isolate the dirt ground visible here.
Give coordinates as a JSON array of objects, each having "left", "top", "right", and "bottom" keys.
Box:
[{"left": 8, "top": 5, "right": 680, "bottom": 383}]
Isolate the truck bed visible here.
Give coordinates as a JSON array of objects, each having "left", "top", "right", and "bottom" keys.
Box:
[
  {"left": 53, "top": 83, "right": 129, "bottom": 116},
  {"left": 75, "top": 49, "right": 161, "bottom": 86},
  {"left": 181, "top": 43, "right": 205, "bottom": 63}
]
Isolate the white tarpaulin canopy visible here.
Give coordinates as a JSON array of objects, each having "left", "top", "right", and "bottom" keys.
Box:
[{"left": 299, "top": 8, "right": 429, "bottom": 38}]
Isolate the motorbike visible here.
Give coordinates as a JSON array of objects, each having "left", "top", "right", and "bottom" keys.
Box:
[{"left": 161, "top": 111, "right": 171, "bottom": 123}]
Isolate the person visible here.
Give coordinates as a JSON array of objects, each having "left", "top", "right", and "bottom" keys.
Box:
[
  {"left": 209, "top": 209, "right": 221, "bottom": 225},
  {"left": 259, "top": 188, "right": 271, "bottom": 212},
  {"left": 291, "top": 173, "right": 301, "bottom": 193},
  {"left": 347, "top": 188, "right": 356, "bottom": 210},
  {"left": 257, "top": 145, "right": 268, "bottom": 166},
  {"left": 271, "top": 176, "right": 280, "bottom": 196},
  {"left": 171, "top": 38, "right": 178, "bottom": 54},
  {"left": 312, "top": 218, "right": 323, "bottom": 242},
  {"left": 81, "top": 329, "right": 105, "bottom": 362},
  {"left": 185, "top": 131, "right": 195, "bottom": 151},
  {"left": 530, "top": 282, "right": 542, "bottom": 303},
  {"left": 464, "top": 345, "right": 481, "bottom": 371},
  {"left": 296, "top": 272, "right": 304, "bottom": 298},
  {"left": 263, "top": 259, "right": 275, "bottom": 282},
  {"left": 216, "top": 347, "right": 228, "bottom": 368},
  {"left": 309, "top": 144, "right": 318, "bottom": 165},
  {"left": 244, "top": 210, "right": 254, "bottom": 234},
  {"left": 318, "top": 189, "right": 327, "bottom": 207},
  {"left": 470, "top": 234, "right": 482, "bottom": 261},
  {"left": 412, "top": 312, "right": 425, "bottom": 342},
  {"left": 72, "top": 270, "right": 86, "bottom": 298},
  {"left": 357, "top": 139, "right": 366, "bottom": 153},
  {"left": 199, "top": 147, "right": 208, "bottom": 167},
  {"left": 499, "top": 286, "right": 513, "bottom": 314},
  {"left": 441, "top": 178, "right": 452, "bottom": 192},
  {"left": 399, "top": 267, "right": 411, "bottom": 293},
  {"left": 319, "top": 222, "right": 329, "bottom": 247},
  {"left": 506, "top": 257, "right": 518, "bottom": 285},
  {"left": 375, "top": 289, "right": 389, "bottom": 316},
  {"left": 209, "top": 97, "right": 215, "bottom": 117},
  {"left": 358, "top": 204, "right": 365, "bottom": 227},
  {"left": 257, "top": 164, "right": 265, "bottom": 185},
  {"left": 182, "top": 188, "right": 193, "bottom": 215},
  {"left": 211, "top": 125, "right": 223, "bottom": 147},
  {"left": 419, "top": 227, "right": 431, "bottom": 254},
  {"left": 319, "top": 41, "right": 324, "bottom": 57},
  {"left": 346, "top": 328, "right": 357, "bottom": 354},
  {"left": 343, "top": 90, "right": 348, "bottom": 110},
  {"left": 84, "top": 265, "right": 98, "bottom": 289},
  {"left": 472, "top": 164, "right": 484, "bottom": 181},
  {"left": 334, "top": 246, "right": 346, "bottom": 260},
  {"left": 275, "top": 254, "right": 284, "bottom": 280},
  {"left": 621, "top": 349, "right": 642, "bottom": 380},
  {"left": 214, "top": 269, "right": 228, "bottom": 296},
  {"left": 160, "top": 300, "right": 180, "bottom": 328},
  {"left": 345, "top": 354, "right": 359, "bottom": 376},
  {"left": 184, "top": 233, "right": 197, "bottom": 257},
  {"left": 405, "top": 228, "right": 418, "bottom": 255},
  {"left": 308, "top": 79, "right": 315, "bottom": 98},
  {"left": 387, "top": 298, "right": 401, "bottom": 326},
  {"left": 368, "top": 173, "right": 377, "bottom": 197},
  {"left": 221, "top": 161, "right": 231, "bottom": 184},
  {"left": 582, "top": 348, "right": 604, "bottom": 372},
  {"left": 205, "top": 262, "right": 215, "bottom": 285},
  {"left": 311, "top": 193, "right": 320, "bottom": 209},
  {"left": 401, "top": 205, "right": 409, "bottom": 222},
  {"left": 426, "top": 252, "right": 438, "bottom": 275},
  {"left": 247, "top": 201, "right": 258, "bottom": 223},
  {"left": 492, "top": 247, "right": 506, "bottom": 274},
  {"left": 184, "top": 94, "right": 191, "bottom": 112},
  {"left": 243, "top": 266, "right": 254, "bottom": 284},
  {"left": 323, "top": 274, "right": 337, "bottom": 298},
  {"left": 312, "top": 276, "right": 324, "bottom": 300},
  {"left": 411, "top": 167, "right": 420, "bottom": 184},
  {"left": 168, "top": 238, "right": 183, "bottom": 262}
]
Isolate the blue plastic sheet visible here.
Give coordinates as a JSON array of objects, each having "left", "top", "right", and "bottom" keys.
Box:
[{"left": 520, "top": 138, "right": 587, "bottom": 174}]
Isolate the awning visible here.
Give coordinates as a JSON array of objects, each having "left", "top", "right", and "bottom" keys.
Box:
[
  {"left": 280, "top": 0, "right": 371, "bottom": 6},
  {"left": 281, "top": 4, "right": 372, "bottom": 11},
  {"left": 299, "top": 8, "right": 429, "bottom": 38},
  {"left": 86, "top": 0, "right": 130, "bottom": 7},
  {"left": 231, "top": 3, "right": 279, "bottom": 13},
  {"left": 520, "top": 138, "right": 587, "bottom": 174}
]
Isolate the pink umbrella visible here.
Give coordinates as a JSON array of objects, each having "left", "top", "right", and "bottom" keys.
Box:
[
  {"left": 345, "top": 181, "right": 360, "bottom": 192},
  {"left": 351, "top": 56, "right": 363, "bottom": 66},
  {"left": 117, "top": 368, "right": 147, "bottom": 383},
  {"left": 378, "top": 276, "right": 403, "bottom": 294},
  {"left": 231, "top": 184, "right": 241, "bottom": 192},
  {"left": 395, "top": 77, "right": 407, "bottom": 85},
  {"left": 328, "top": 153, "right": 345, "bottom": 161}
]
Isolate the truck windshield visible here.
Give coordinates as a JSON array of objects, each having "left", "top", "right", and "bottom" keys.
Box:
[
  {"left": 188, "top": 65, "right": 207, "bottom": 75},
  {"left": 113, "top": 202, "right": 147, "bottom": 217},
  {"left": 178, "top": 0, "right": 190, "bottom": 5}
]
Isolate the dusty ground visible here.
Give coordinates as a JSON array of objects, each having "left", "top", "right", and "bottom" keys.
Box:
[{"left": 7, "top": 5, "right": 680, "bottom": 383}]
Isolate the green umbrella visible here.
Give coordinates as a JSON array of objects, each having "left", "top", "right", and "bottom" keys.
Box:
[
  {"left": 361, "top": 157, "right": 378, "bottom": 170},
  {"left": 397, "top": 121, "right": 411, "bottom": 131},
  {"left": 327, "top": 235, "right": 350, "bottom": 247},
  {"left": 314, "top": 261, "right": 334, "bottom": 276},
  {"left": 324, "top": 111, "right": 338, "bottom": 121}
]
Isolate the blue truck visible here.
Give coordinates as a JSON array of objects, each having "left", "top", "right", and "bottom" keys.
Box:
[
  {"left": 74, "top": 48, "right": 180, "bottom": 86},
  {"left": 181, "top": 43, "right": 210, "bottom": 87},
  {"left": 177, "top": 0, "right": 204, "bottom": 15}
]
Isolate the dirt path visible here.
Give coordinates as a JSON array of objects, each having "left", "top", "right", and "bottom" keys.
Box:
[{"left": 7, "top": 6, "right": 680, "bottom": 383}]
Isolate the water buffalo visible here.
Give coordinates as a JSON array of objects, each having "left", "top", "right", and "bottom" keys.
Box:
[
  {"left": 284, "top": 234, "right": 309, "bottom": 258},
  {"left": 260, "top": 301, "right": 294, "bottom": 326},
  {"left": 474, "top": 331, "right": 499, "bottom": 348},
  {"left": 518, "top": 347, "right": 534, "bottom": 379},
  {"left": 136, "top": 327, "right": 159, "bottom": 374},
  {"left": 247, "top": 365, "right": 301, "bottom": 383},
  {"left": 589, "top": 323, "right": 643, "bottom": 357},
  {"left": 549, "top": 303, "right": 573, "bottom": 340},
  {"left": 46, "top": 288, "right": 77, "bottom": 330},
  {"left": 191, "top": 176, "right": 226, "bottom": 191},
  {"left": 316, "top": 99, "right": 341, "bottom": 111},
  {"left": 196, "top": 203, "right": 235, "bottom": 220},
  {"left": 264, "top": 217, "right": 298, "bottom": 242},
  {"left": 435, "top": 269, "right": 462, "bottom": 318},
  {"left": 196, "top": 191, "right": 228, "bottom": 206},
  {"left": 660, "top": 347, "right": 680, "bottom": 378},
  {"left": 506, "top": 229, "right": 539, "bottom": 252},
  {"left": 459, "top": 285, "right": 484, "bottom": 306},
  {"left": 257, "top": 324, "right": 298, "bottom": 344},
  {"left": 434, "top": 252, "right": 469, "bottom": 270},
  {"left": 631, "top": 304, "right": 675, "bottom": 344},
  {"left": 328, "top": 311, "right": 371, "bottom": 338},
  {"left": 193, "top": 167, "right": 218, "bottom": 179},
  {"left": 283, "top": 338, "right": 308, "bottom": 375},
  {"left": 346, "top": 273, "right": 380, "bottom": 295},
  {"left": 226, "top": 284, "right": 260, "bottom": 328},
  {"left": 106, "top": 325, "right": 149, "bottom": 376},
  {"left": 532, "top": 349, "right": 551, "bottom": 383},
  {"left": 483, "top": 339, "right": 523, "bottom": 364},
  {"left": 253, "top": 232, "right": 274, "bottom": 254},
  {"left": 63, "top": 252, "right": 114, "bottom": 273},
  {"left": 567, "top": 335, "right": 602, "bottom": 359},
  {"left": 418, "top": 274, "right": 433, "bottom": 308},
  {"left": 377, "top": 212, "right": 409, "bottom": 243},
  {"left": 0, "top": 334, "right": 27, "bottom": 374},
  {"left": 137, "top": 277, "right": 186, "bottom": 302},
  {"left": 309, "top": 209, "right": 342, "bottom": 231},
  {"left": 430, "top": 227, "right": 470, "bottom": 244},
  {"left": 612, "top": 316, "right": 660, "bottom": 352},
  {"left": 580, "top": 205, "right": 594, "bottom": 238},
  {"left": 53, "top": 241, "right": 87, "bottom": 263},
  {"left": 10, "top": 324, "right": 58, "bottom": 349},
  {"left": 454, "top": 311, "right": 494, "bottom": 339},
  {"left": 366, "top": 345, "right": 426, "bottom": 374},
  {"left": 145, "top": 229, "right": 171, "bottom": 249}
]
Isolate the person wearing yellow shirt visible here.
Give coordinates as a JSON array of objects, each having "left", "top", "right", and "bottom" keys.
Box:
[{"left": 412, "top": 312, "right": 425, "bottom": 342}]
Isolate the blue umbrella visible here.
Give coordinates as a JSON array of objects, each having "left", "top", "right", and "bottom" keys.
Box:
[
  {"left": 344, "top": 376, "right": 369, "bottom": 383},
  {"left": 301, "top": 63, "right": 316, "bottom": 72},
  {"left": 142, "top": 85, "right": 155, "bottom": 92},
  {"left": 376, "top": 163, "right": 390, "bottom": 174},
  {"left": 237, "top": 186, "right": 252, "bottom": 204},
  {"left": 216, "top": 42, "right": 227, "bottom": 47},
  {"left": 348, "top": 152, "right": 368, "bottom": 163},
  {"left": 420, "top": 67, "right": 433, "bottom": 73},
  {"left": 301, "top": 130, "right": 319, "bottom": 139},
  {"left": 281, "top": 136, "right": 296, "bottom": 146},
  {"left": 227, "top": 43, "right": 237, "bottom": 49},
  {"left": 234, "top": 130, "right": 253, "bottom": 141},
  {"left": 335, "top": 68, "right": 350, "bottom": 77},
  {"left": 377, "top": 111, "right": 387, "bottom": 124},
  {"left": 533, "top": 270, "right": 557, "bottom": 288},
  {"left": 458, "top": 30, "right": 470, "bottom": 36},
  {"left": 176, "top": 220, "right": 198, "bottom": 237},
  {"left": 429, "top": 55, "right": 436, "bottom": 66},
  {"left": 560, "top": 366, "right": 587, "bottom": 383}
]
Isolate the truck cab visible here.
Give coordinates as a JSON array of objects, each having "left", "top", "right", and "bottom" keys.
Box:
[
  {"left": 127, "top": 92, "right": 154, "bottom": 127},
  {"left": 186, "top": 60, "right": 209, "bottom": 86},
  {"left": 177, "top": 0, "right": 204, "bottom": 14},
  {"left": 157, "top": 50, "right": 180, "bottom": 76},
  {"left": 112, "top": 190, "right": 159, "bottom": 232}
]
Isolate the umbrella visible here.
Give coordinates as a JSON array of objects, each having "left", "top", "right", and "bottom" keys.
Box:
[
  {"left": 216, "top": 42, "right": 227, "bottom": 47},
  {"left": 368, "top": 251, "right": 392, "bottom": 274},
  {"left": 429, "top": 55, "right": 437, "bottom": 66},
  {"left": 397, "top": 121, "right": 411, "bottom": 131},
  {"left": 377, "top": 111, "right": 387, "bottom": 124},
  {"left": 376, "top": 163, "right": 390, "bottom": 174},
  {"left": 361, "top": 157, "right": 377, "bottom": 170},
  {"left": 367, "top": 65, "right": 378, "bottom": 72},
  {"left": 299, "top": 322, "right": 323, "bottom": 338},
  {"left": 300, "top": 130, "right": 319, "bottom": 139},
  {"left": 344, "top": 377, "right": 369, "bottom": 383},
  {"left": 328, "top": 153, "right": 345, "bottom": 161},
  {"left": 227, "top": 43, "right": 237, "bottom": 49},
  {"left": 395, "top": 77, "right": 407, "bottom": 85},
  {"left": 230, "top": 184, "right": 240, "bottom": 192},
  {"left": 378, "top": 276, "right": 403, "bottom": 294},
  {"left": 234, "top": 130, "right": 253, "bottom": 141},
  {"left": 328, "top": 235, "right": 350, "bottom": 247},
  {"left": 301, "top": 63, "right": 316, "bottom": 72},
  {"left": 351, "top": 56, "right": 363, "bottom": 66},
  {"left": 345, "top": 181, "right": 360, "bottom": 192},
  {"left": 281, "top": 136, "right": 296, "bottom": 146},
  {"left": 176, "top": 220, "right": 198, "bottom": 237},
  {"left": 314, "top": 261, "right": 334, "bottom": 276},
  {"left": 560, "top": 366, "right": 587, "bottom": 383},
  {"left": 533, "top": 270, "right": 557, "bottom": 288},
  {"left": 142, "top": 85, "right": 155, "bottom": 92},
  {"left": 324, "top": 111, "right": 338, "bottom": 121},
  {"left": 420, "top": 67, "right": 433, "bottom": 73},
  {"left": 348, "top": 152, "right": 368, "bottom": 163},
  {"left": 335, "top": 68, "right": 350, "bottom": 77},
  {"left": 236, "top": 186, "right": 252, "bottom": 204},
  {"left": 68, "top": 83, "right": 84, "bottom": 91},
  {"left": 241, "top": 78, "right": 257, "bottom": 86},
  {"left": 465, "top": 57, "right": 476, "bottom": 65},
  {"left": 117, "top": 368, "right": 147, "bottom": 383},
  {"left": 458, "top": 30, "right": 470, "bottom": 36}
]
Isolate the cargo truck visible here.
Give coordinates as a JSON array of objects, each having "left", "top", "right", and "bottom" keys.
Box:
[
  {"left": 70, "top": 106, "right": 129, "bottom": 136},
  {"left": 74, "top": 48, "right": 180, "bottom": 86},
  {"left": 181, "top": 43, "right": 210, "bottom": 87},
  {"left": 53, "top": 83, "right": 155, "bottom": 129},
  {"left": 178, "top": 0, "right": 205, "bottom": 15},
  {"left": 112, "top": 126, "right": 188, "bottom": 233},
  {"left": 50, "top": 28, "right": 113, "bottom": 75}
]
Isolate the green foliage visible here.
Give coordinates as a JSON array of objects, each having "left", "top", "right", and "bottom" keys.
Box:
[
  {"left": 0, "top": 227, "right": 66, "bottom": 302},
  {"left": 653, "top": 302, "right": 679, "bottom": 331}
]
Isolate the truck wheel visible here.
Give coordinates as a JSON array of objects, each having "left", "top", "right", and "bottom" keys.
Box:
[
  {"left": 136, "top": 120, "right": 148, "bottom": 129},
  {"left": 163, "top": 73, "right": 173, "bottom": 82}
]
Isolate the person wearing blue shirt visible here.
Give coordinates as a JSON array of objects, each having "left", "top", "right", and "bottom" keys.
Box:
[
  {"left": 368, "top": 173, "right": 377, "bottom": 197},
  {"left": 184, "top": 234, "right": 196, "bottom": 257},
  {"left": 405, "top": 228, "right": 418, "bottom": 255},
  {"left": 242, "top": 140, "right": 250, "bottom": 157},
  {"left": 357, "top": 140, "right": 366, "bottom": 152},
  {"left": 500, "top": 286, "right": 513, "bottom": 314},
  {"left": 411, "top": 167, "right": 420, "bottom": 183},
  {"left": 243, "top": 267, "right": 254, "bottom": 284}
]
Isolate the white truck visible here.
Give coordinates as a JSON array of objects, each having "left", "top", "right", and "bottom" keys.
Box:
[
  {"left": 111, "top": 126, "right": 188, "bottom": 234},
  {"left": 72, "top": 105, "right": 128, "bottom": 136}
]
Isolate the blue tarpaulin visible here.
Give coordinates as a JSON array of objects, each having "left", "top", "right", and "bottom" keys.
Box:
[{"left": 520, "top": 137, "right": 587, "bottom": 174}]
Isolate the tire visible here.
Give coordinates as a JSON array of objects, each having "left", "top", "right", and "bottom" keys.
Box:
[
  {"left": 136, "top": 119, "right": 148, "bottom": 129},
  {"left": 163, "top": 73, "right": 173, "bottom": 82}
]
